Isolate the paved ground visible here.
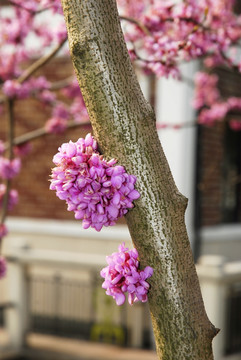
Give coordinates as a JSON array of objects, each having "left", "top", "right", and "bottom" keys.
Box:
[
  {"left": 27, "top": 333, "right": 158, "bottom": 360},
  {"left": 0, "top": 330, "right": 157, "bottom": 360}
]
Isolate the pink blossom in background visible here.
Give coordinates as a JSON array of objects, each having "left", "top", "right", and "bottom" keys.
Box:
[
  {"left": 38, "top": 90, "right": 56, "bottom": 104},
  {"left": 52, "top": 102, "right": 70, "bottom": 120},
  {"left": 192, "top": 72, "right": 220, "bottom": 110},
  {"left": 193, "top": 72, "right": 241, "bottom": 127},
  {"left": 117, "top": 0, "right": 241, "bottom": 78},
  {"left": 14, "top": 142, "right": 32, "bottom": 157},
  {"left": 100, "top": 242, "right": 153, "bottom": 305},
  {"left": 0, "top": 0, "right": 240, "bottom": 137},
  {"left": 198, "top": 102, "right": 229, "bottom": 125},
  {"left": 50, "top": 133, "right": 140, "bottom": 231},
  {"left": 45, "top": 117, "right": 67, "bottom": 134},
  {"left": 41, "top": 0, "right": 63, "bottom": 14},
  {"left": 28, "top": 76, "right": 50, "bottom": 91},
  {"left": 9, "top": 0, "right": 38, "bottom": 12},
  {"left": 229, "top": 120, "right": 241, "bottom": 131},
  {"left": 62, "top": 81, "right": 89, "bottom": 123},
  {"left": 70, "top": 98, "right": 89, "bottom": 123},
  {"left": 3, "top": 80, "right": 23, "bottom": 99},
  {"left": 0, "top": 184, "right": 19, "bottom": 211},
  {"left": 3, "top": 77, "right": 51, "bottom": 100},
  {"left": 0, "top": 51, "right": 20, "bottom": 81},
  {"left": 227, "top": 97, "right": 241, "bottom": 112},
  {"left": 0, "top": 158, "right": 21, "bottom": 180},
  {"left": 0, "top": 256, "right": 7, "bottom": 279},
  {"left": 61, "top": 78, "right": 81, "bottom": 98}
]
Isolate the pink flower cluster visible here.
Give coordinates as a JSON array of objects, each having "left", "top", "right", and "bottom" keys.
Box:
[
  {"left": 45, "top": 117, "right": 67, "bottom": 134},
  {"left": 0, "top": 0, "right": 66, "bottom": 84},
  {"left": 192, "top": 72, "right": 220, "bottom": 110},
  {"left": 14, "top": 143, "right": 32, "bottom": 157},
  {"left": 117, "top": 0, "right": 241, "bottom": 78},
  {"left": 3, "top": 77, "right": 50, "bottom": 100},
  {"left": 193, "top": 72, "right": 241, "bottom": 127},
  {"left": 45, "top": 102, "right": 70, "bottom": 134},
  {"left": 100, "top": 243, "right": 153, "bottom": 306},
  {"left": 50, "top": 134, "right": 140, "bottom": 231}
]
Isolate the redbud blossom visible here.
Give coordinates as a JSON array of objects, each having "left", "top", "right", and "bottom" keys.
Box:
[
  {"left": 0, "top": 158, "right": 21, "bottom": 180},
  {"left": 45, "top": 117, "right": 67, "bottom": 134},
  {"left": 50, "top": 134, "right": 140, "bottom": 231},
  {"left": 0, "top": 185, "right": 18, "bottom": 211},
  {"left": 100, "top": 243, "right": 153, "bottom": 305}
]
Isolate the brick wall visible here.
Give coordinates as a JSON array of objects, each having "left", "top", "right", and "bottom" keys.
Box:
[
  {"left": 1, "top": 57, "right": 128, "bottom": 225},
  {"left": 198, "top": 123, "right": 225, "bottom": 226},
  {"left": 1, "top": 57, "right": 92, "bottom": 221}
]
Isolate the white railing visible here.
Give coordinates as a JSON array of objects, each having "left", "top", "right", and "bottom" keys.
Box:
[
  {"left": 1, "top": 230, "right": 241, "bottom": 359},
  {"left": 1, "top": 242, "right": 152, "bottom": 355},
  {"left": 197, "top": 255, "right": 241, "bottom": 360}
]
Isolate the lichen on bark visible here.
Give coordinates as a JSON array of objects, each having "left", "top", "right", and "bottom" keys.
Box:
[{"left": 61, "top": 0, "right": 218, "bottom": 358}]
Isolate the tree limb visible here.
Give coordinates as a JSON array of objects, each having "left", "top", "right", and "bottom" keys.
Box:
[
  {"left": 17, "top": 38, "right": 67, "bottom": 84},
  {"left": 61, "top": 0, "right": 218, "bottom": 358},
  {"left": 10, "top": 120, "right": 90, "bottom": 147}
]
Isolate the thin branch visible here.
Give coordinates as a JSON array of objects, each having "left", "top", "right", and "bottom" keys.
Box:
[
  {"left": 5, "top": 120, "right": 91, "bottom": 148},
  {"left": 119, "top": 15, "right": 151, "bottom": 36},
  {"left": 18, "top": 38, "right": 67, "bottom": 84},
  {"left": 164, "top": 16, "right": 209, "bottom": 32},
  {"left": 49, "top": 76, "right": 75, "bottom": 91},
  {"left": 0, "top": 38, "right": 68, "bottom": 106},
  {"left": 7, "top": 0, "right": 52, "bottom": 14}
]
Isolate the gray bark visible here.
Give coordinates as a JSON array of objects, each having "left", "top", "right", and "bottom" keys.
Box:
[{"left": 61, "top": 0, "right": 218, "bottom": 358}]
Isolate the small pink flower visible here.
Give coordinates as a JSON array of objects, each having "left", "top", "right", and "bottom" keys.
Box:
[
  {"left": 2, "top": 80, "right": 30, "bottom": 99},
  {"left": 100, "top": 243, "right": 153, "bottom": 305},
  {"left": 228, "top": 97, "right": 241, "bottom": 111},
  {"left": 62, "top": 78, "right": 81, "bottom": 98},
  {"left": 38, "top": 90, "right": 56, "bottom": 104},
  {"left": 198, "top": 102, "right": 229, "bottom": 125},
  {"left": 52, "top": 103, "right": 70, "bottom": 120},
  {"left": 2, "top": 80, "right": 21, "bottom": 98},
  {"left": 45, "top": 117, "right": 67, "bottom": 134},
  {"left": 0, "top": 157, "right": 21, "bottom": 180},
  {"left": 14, "top": 143, "right": 32, "bottom": 157}
]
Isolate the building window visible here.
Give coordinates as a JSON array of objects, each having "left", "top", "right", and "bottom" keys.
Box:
[{"left": 221, "top": 125, "right": 241, "bottom": 223}]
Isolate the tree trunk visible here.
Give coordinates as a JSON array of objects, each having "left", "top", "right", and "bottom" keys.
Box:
[{"left": 61, "top": 0, "right": 218, "bottom": 358}]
